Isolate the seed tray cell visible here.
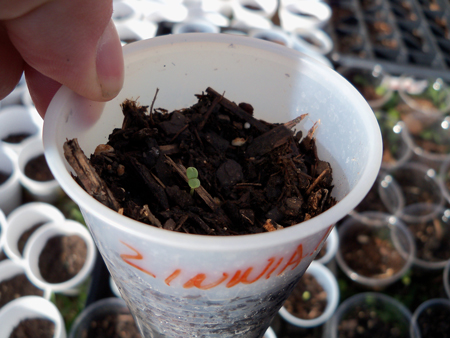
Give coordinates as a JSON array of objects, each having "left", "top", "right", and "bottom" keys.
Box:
[{"left": 327, "top": 0, "right": 450, "bottom": 80}]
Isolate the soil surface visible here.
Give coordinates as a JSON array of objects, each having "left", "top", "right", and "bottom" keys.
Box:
[
  {"left": 2, "top": 133, "right": 32, "bottom": 144},
  {"left": 338, "top": 303, "right": 409, "bottom": 337},
  {"left": 38, "top": 235, "right": 87, "bottom": 283},
  {"left": 353, "top": 182, "right": 389, "bottom": 214},
  {"left": 0, "top": 250, "right": 7, "bottom": 262},
  {"left": 24, "top": 154, "right": 54, "bottom": 182},
  {"left": 18, "top": 222, "right": 45, "bottom": 256},
  {"left": 82, "top": 313, "right": 142, "bottom": 338},
  {"left": 283, "top": 273, "right": 327, "bottom": 320},
  {"left": 407, "top": 217, "right": 450, "bottom": 263},
  {"left": 64, "top": 88, "right": 337, "bottom": 235},
  {"left": 340, "top": 226, "right": 406, "bottom": 279},
  {"left": 0, "top": 171, "right": 10, "bottom": 185},
  {"left": 416, "top": 304, "right": 450, "bottom": 338},
  {"left": 9, "top": 318, "right": 55, "bottom": 338},
  {"left": 0, "top": 273, "right": 44, "bottom": 309}
]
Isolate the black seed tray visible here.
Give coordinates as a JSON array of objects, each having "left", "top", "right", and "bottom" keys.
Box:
[{"left": 327, "top": 0, "right": 450, "bottom": 81}]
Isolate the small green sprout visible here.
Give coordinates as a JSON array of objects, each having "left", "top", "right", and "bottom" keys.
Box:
[
  {"left": 302, "top": 291, "right": 311, "bottom": 301},
  {"left": 186, "top": 167, "right": 200, "bottom": 195}
]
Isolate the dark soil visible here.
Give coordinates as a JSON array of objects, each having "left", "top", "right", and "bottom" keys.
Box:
[
  {"left": 2, "top": 133, "right": 32, "bottom": 144},
  {"left": 416, "top": 304, "right": 450, "bottom": 338},
  {"left": 82, "top": 313, "right": 142, "bottom": 338},
  {"left": 407, "top": 218, "right": 450, "bottom": 263},
  {"left": 283, "top": 273, "right": 327, "bottom": 320},
  {"left": 64, "top": 87, "right": 337, "bottom": 236},
  {"left": 338, "top": 303, "right": 409, "bottom": 338},
  {"left": 0, "top": 273, "right": 44, "bottom": 309},
  {"left": 0, "top": 249, "right": 7, "bottom": 262},
  {"left": 9, "top": 318, "right": 55, "bottom": 338},
  {"left": 24, "top": 154, "right": 54, "bottom": 182},
  {"left": 0, "top": 171, "right": 11, "bottom": 184},
  {"left": 18, "top": 222, "right": 45, "bottom": 256},
  {"left": 391, "top": 169, "right": 438, "bottom": 206},
  {"left": 38, "top": 235, "right": 87, "bottom": 283},
  {"left": 353, "top": 181, "right": 388, "bottom": 214},
  {"left": 340, "top": 226, "right": 406, "bottom": 279}
]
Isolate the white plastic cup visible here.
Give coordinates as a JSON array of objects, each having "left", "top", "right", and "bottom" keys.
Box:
[
  {"left": 0, "top": 105, "right": 42, "bottom": 154},
  {"left": 410, "top": 298, "right": 450, "bottom": 338},
  {"left": 231, "top": 0, "right": 279, "bottom": 21},
  {"left": 314, "top": 227, "right": 339, "bottom": 265},
  {"left": 0, "top": 296, "right": 66, "bottom": 338},
  {"left": 389, "top": 162, "right": 444, "bottom": 223},
  {"left": 248, "top": 28, "right": 294, "bottom": 48},
  {"left": 0, "top": 144, "right": 21, "bottom": 215},
  {"left": 0, "top": 259, "right": 51, "bottom": 302},
  {"left": 336, "top": 212, "right": 416, "bottom": 288},
  {"left": 4, "top": 202, "right": 65, "bottom": 264},
  {"left": 172, "top": 19, "right": 220, "bottom": 34},
  {"left": 264, "top": 327, "right": 277, "bottom": 338},
  {"left": 291, "top": 29, "right": 333, "bottom": 56},
  {"left": 323, "top": 292, "right": 415, "bottom": 338},
  {"left": 43, "top": 34, "right": 382, "bottom": 337},
  {"left": 0, "top": 209, "right": 6, "bottom": 254},
  {"left": 279, "top": 0, "right": 332, "bottom": 32},
  {"left": 69, "top": 297, "right": 134, "bottom": 338},
  {"left": 23, "top": 220, "right": 97, "bottom": 295},
  {"left": 278, "top": 261, "right": 339, "bottom": 328},
  {"left": 115, "top": 19, "right": 158, "bottom": 44},
  {"left": 17, "top": 137, "right": 62, "bottom": 203}
]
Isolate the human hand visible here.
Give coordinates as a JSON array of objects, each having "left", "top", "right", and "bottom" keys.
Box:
[{"left": 0, "top": 0, "right": 124, "bottom": 118}]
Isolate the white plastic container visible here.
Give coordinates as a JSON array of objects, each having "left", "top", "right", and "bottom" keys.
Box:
[
  {"left": 279, "top": 0, "right": 332, "bottom": 32},
  {"left": 314, "top": 227, "right": 339, "bottom": 265},
  {"left": 23, "top": 220, "right": 97, "bottom": 295},
  {"left": 172, "top": 19, "right": 220, "bottom": 34},
  {"left": 0, "top": 259, "right": 51, "bottom": 302},
  {"left": 0, "top": 209, "right": 6, "bottom": 254},
  {"left": 231, "top": 0, "right": 279, "bottom": 20},
  {"left": 4, "top": 202, "right": 65, "bottom": 264},
  {"left": 0, "top": 105, "right": 42, "bottom": 154},
  {"left": 43, "top": 33, "right": 382, "bottom": 337},
  {"left": 248, "top": 28, "right": 294, "bottom": 48},
  {"left": 278, "top": 261, "right": 339, "bottom": 328},
  {"left": 17, "top": 137, "right": 62, "bottom": 203},
  {"left": 0, "top": 296, "right": 66, "bottom": 338},
  {"left": 0, "top": 144, "right": 21, "bottom": 215}
]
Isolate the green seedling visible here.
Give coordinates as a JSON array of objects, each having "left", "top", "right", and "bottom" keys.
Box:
[
  {"left": 302, "top": 291, "right": 311, "bottom": 301},
  {"left": 186, "top": 167, "right": 200, "bottom": 195}
]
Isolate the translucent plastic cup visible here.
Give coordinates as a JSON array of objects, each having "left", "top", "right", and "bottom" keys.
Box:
[{"left": 43, "top": 34, "right": 381, "bottom": 337}]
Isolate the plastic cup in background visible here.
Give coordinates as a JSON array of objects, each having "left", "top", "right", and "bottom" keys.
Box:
[
  {"left": 389, "top": 162, "right": 444, "bottom": 223},
  {"left": 336, "top": 212, "right": 415, "bottom": 289},
  {"left": 375, "top": 112, "right": 413, "bottom": 170},
  {"left": 0, "top": 144, "right": 21, "bottom": 215},
  {"left": 314, "top": 227, "right": 339, "bottom": 266},
  {"left": 278, "top": 261, "right": 339, "bottom": 328},
  {"left": 444, "top": 259, "right": 450, "bottom": 299},
  {"left": 410, "top": 298, "right": 450, "bottom": 338},
  {"left": 439, "top": 157, "right": 450, "bottom": 204},
  {"left": 248, "top": 27, "right": 294, "bottom": 47},
  {"left": 4, "top": 202, "right": 65, "bottom": 264},
  {"left": 350, "top": 170, "right": 405, "bottom": 223},
  {"left": 17, "top": 137, "right": 62, "bottom": 203},
  {"left": 43, "top": 34, "right": 382, "bottom": 337},
  {"left": 0, "top": 296, "right": 66, "bottom": 338},
  {"left": 23, "top": 220, "right": 97, "bottom": 295},
  {"left": 291, "top": 28, "right": 334, "bottom": 56},
  {"left": 172, "top": 19, "right": 220, "bottom": 34},
  {"left": 323, "top": 292, "right": 416, "bottom": 338},
  {"left": 231, "top": 0, "right": 279, "bottom": 21},
  {"left": 401, "top": 204, "right": 450, "bottom": 270},
  {"left": 0, "top": 105, "right": 42, "bottom": 154},
  {"left": 264, "top": 327, "right": 277, "bottom": 338},
  {"left": 0, "top": 209, "right": 6, "bottom": 256},
  {"left": 279, "top": 0, "right": 332, "bottom": 32},
  {"left": 0, "top": 259, "right": 51, "bottom": 303},
  {"left": 69, "top": 297, "right": 137, "bottom": 338}
]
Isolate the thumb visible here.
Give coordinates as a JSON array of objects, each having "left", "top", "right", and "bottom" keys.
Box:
[{"left": 5, "top": 0, "right": 124, "bottom": 103}]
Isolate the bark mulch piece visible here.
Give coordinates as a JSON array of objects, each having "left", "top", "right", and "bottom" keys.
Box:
[
  {"left": 0, "top": 273, "right": 44, "bottom": 309},
  {"left": 24, "top": 155, "right": 54, "bottom": 182},
  {"left": 38, "top": 235, "right": 87, "bottom": 284},
  {"left": 64, "top": 87, "right": 337, "bottom": 235},
  {"left": 283, "top": 272, "right": 327, "bottom": 320},
  {"left": 9, "top": 318, "right": 55, "bottom": 338},
  {"left": 82, "top": 313, "right": 142, "bottom": 338}
]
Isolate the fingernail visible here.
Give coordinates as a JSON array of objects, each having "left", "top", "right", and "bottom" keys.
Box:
[{"left": 96, "top": 20, "right": 124, "bottom": 99}]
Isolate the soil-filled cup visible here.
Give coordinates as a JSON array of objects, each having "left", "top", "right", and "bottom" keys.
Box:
[
  {"left": 323, "top": 292, "right": 416, "bottom": 338},
  {"left": 43, "top": 34, "right": 382, "bottom": 337},
  {"left": 0, "top": 295, "right": 66, "bottom": 338},
  {"left": 0, "top": 144, "right": 21, "bottom": 215},
  {"left": 336, "top": 212, "right": 415, "bottom": 288},
  {"left": 23, "top": 220, "right": 97, "bottom": 295},
  {"left": 410, "top": 298, "right": 450, "bottom": 338},
  {"left": 4, "top": 202, "right": 65, "bottom": 264},
  {"left": 278, "top": 261, "right": 340, "bottom": 328}
]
